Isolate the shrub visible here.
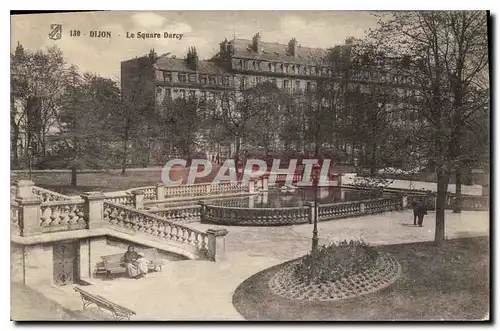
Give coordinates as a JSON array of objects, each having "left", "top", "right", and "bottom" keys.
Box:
[{"left": 293, "top": 240, "right": 379, "bottom": 284}]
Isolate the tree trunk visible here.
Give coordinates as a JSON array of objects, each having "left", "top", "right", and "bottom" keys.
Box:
[
  {"left": 453, "top": 169, "right": 462, "bottom": 213},
  {"left": 434, "top": 168, "right": 450, "bottom": 244},
  {"left": 121, "top": 117, "right": 130, "bottom": 175},
  {"left": 71, "top": 165, "right": 77, "bottom": 187}
]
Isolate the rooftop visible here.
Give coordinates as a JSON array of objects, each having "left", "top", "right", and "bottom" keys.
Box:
[{"left": 232, "top": 38, "right": 328, "bottom": 65}]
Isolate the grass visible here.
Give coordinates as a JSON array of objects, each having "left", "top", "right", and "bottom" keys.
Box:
[
  {"left": 10, "top": 167, "right": 223, "bottom": 195},
  {"left": 232, "top": 236, "right": 490, "bottom": 321}
]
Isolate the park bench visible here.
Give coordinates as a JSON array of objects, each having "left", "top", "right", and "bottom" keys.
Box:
[
  {"left": 74, "top": 286, "right": 136, "bottom": 320},
  {"left": 95, "top": 248, "right": 164, "bottom": 279}
]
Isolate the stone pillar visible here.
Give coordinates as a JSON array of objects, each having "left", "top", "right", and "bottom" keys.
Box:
[
  {"left": 15, "top": 196, "right": 42, "bottom": 237},
  {"left": 79, "top": 238, "right": 90, "bottom": 279},
  {"left": 262, "top": 191, "right": 268, "bottom": 205},
  {"left": 261, "top": 176, "right": 269, "bottom": 192},
  {"left": 360, "top": 202, "right": 366, "bottom": 213},
  {"left": 305, "top": 202, "right": 315, "bottom": 224},
  {"left": 248, "top": 195, "right": 255, "bottom": 208},
  {"left": 156, "top": 183, "right": 165, "bottom": 201},
  {"left": 131, "top": 190, "right": 144, "bottom": 210},
  {"left": 340, "top": 188, "right": 346, "bottom": 201},
  {"left": 16, "top": 179, "right": 35, "bottom": 198},
  {"left": 199, "top": 202, "right": 207, "bottom": 223},
  {"left": 81, "top": 191, "right": 106, "bottom": 230},
  {"left": 249, "top": 180, "right": 255, "bottom": 193},
  {"left": 206, "top": 228, "right": 228, "bottom": 262}
]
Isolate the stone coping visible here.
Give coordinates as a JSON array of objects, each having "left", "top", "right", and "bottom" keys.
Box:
[{"left": 10, "top": 226, "right": 201, "bottom": 260}]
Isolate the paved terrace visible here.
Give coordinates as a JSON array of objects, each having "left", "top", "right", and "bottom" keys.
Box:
[{"left": 62, "top": 209, "right": 489, "bottom": 321}]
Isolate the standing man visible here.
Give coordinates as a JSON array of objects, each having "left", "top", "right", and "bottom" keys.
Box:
[{"left": 415, "top": 201, "right": 428, "bottom": 227}]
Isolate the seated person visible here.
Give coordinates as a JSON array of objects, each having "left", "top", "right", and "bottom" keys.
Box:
[
  {"left": 124, "top": 246, "right": 140, "bottom": 278},
  {"left": 135, "top": 252, "right": 149, "bottom": 278}
]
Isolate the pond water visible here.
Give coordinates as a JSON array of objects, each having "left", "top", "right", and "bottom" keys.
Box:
[{"left": 151, "top": 187, "right": 396, "bottom": 209}]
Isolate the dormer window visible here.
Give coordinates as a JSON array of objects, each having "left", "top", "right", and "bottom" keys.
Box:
[
  {"left": 179, "top": 74, "right": 187, "bottom": 83},
  {"left": 200, "top": 75, "right": 207, "bottom": 84}
]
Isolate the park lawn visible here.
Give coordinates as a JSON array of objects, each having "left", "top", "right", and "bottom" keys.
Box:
[
  {"left": 233, "top": 236, "right": 490, "bottom": 321},
  {"left": 10, "top": 166, "right": 223, "bottom": 195}
]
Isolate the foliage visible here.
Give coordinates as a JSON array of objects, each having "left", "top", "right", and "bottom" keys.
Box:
[{"left": 294, "top": 240, "right": 379, "bottom": 284}]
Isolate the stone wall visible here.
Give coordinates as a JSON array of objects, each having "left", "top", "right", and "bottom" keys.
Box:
[
  {"left": 23, "top": 243, "right": 54, "bottom": 287},
  {"left": 11, "top": 243, "right": 24, "bottom": 284},
  {"left": 106, "top": 237, "right": 187, "bottom": 261}
]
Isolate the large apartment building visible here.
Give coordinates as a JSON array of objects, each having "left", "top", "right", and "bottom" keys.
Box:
[{"left": 121, "top": 33, "right": 418, "bottom": 164}]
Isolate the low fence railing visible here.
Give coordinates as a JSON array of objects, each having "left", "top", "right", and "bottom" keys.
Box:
[
  {"left": 39, "top": 199, "right": 88, "bottom": 233},
  {"left": 204, "top": 196, "right": 410, "bottom": 226},
  {"left": 148, "top": 205, "right": 201, "bottom": 224},
  {"left": 202, "top": 205, "right": 310, "bottom": 226},
  {"left": 103, "top": 192, "right": 135, "bottom": 207},
  {"left": 32, "top": 186, "right": 72, "bottom": 202},
  {"left": 103, "top": 201, "right": 209, "bottom": 256}
]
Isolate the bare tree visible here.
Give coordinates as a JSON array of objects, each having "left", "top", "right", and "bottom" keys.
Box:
[{"left": 372, "top": 11, "right": 489, "bottom": 242}]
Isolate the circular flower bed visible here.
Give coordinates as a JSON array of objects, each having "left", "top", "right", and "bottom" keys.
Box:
[{"left": 269, "top": 241, "right": 401, "bottom": 302}]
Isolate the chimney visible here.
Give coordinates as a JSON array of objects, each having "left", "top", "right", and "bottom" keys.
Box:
[
  {"left": 288, "top": 38, "right": 298, "bottom": 57},
  {"left": 186, "top": 46, "right": 199, "bottom": 70},
  {"left": 252, "top": 32, "right": 261, "bottom": 54}
]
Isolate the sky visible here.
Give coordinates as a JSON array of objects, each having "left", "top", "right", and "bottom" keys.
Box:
[{"left": 11, "top": 11, "right": 380, "bottom": 81}]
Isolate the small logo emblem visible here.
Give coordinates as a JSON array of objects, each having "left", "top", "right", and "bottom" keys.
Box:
[{"left": 49, "top": 24, "right": 62, "bottom": 40}]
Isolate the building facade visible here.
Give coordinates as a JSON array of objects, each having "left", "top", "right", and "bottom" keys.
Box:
[{"left": 121, "top": 33, "right": 418, "bottom": 164}]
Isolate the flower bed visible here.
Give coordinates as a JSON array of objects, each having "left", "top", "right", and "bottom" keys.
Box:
[{"left": 269, "top": 241, "right": 401, "bottom": 301}]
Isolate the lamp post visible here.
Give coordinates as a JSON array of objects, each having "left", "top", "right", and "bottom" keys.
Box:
[
  {"left": 27, "top": 145, "right": 33, "bottom": 180},
  {"left": 311, "top": 163, "right": 320, "bottom": 257}
]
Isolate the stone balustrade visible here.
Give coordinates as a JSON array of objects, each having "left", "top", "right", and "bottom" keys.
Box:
[
  {"left": 103, "top": 201, "right": 210, "bottom": 256},
  {"left": 148, "top": 205, "right": 201, "bottom": 224},
  {"left": 39, "top": 199, "right": 88, "bottom": 233},
  {"left": 202, "top": 204, "right": 309, "bottom": 226},
  {"left": 317, "top": 201, "right": 363, "bottom": 221},
  {"left": 32, "top": 185, "right": 71, "bottom": 202},
  {"left": 363, "top": 197, "right": 403, "bottom": 214},
  {"left": 103, "top": 192, "right": 135, "bottom": 207}
]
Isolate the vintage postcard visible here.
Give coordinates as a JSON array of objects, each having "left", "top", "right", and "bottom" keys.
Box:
[{"left": 10, "top": 10, "right": 490, "bottom": 321}]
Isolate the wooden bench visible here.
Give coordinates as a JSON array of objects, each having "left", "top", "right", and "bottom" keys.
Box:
[
  {"left": 95, "top": 248, "right": 164, "bottom": 279},
  {"left": 74, "top": 287, "right": 136, "bottom": 320}
]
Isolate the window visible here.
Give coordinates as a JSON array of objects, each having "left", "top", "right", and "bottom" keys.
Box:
[
  {"left": 201, "top": 91, "right": 207, "bottom": 100},
  {"left": 256, "top": 76, "right": 262, "bottom": 84},
  {"left": 306, "top": 81, "right": 312, "bottom": 92},
  {"left": 181, "top": 89, "right": 186, "bottom": 99},
  {"left": 295, "top": 80, "right": 301, "bottom": 91},
  {"left": 240, "top": 77, "right": 246, "bottom": 90},
  {"left": 179, "top": 74, "right": 187, "bottom": 83},
  {"left": 257, "top": 61, "right": 261, "bottom": 71},
  {"left": 240, "top": 60, "right": 244, "bottom": 69},
  {"left": 189, "top": 74, "right": 196, "bottom": 83},
  {"left": 284, "top": 65, "right": 288, "bottom": 74},
  {"left": 283, "top": 80, "right": 289, "bottom": 90},
  {"left": 163, "top": 72, "right": 172, "bottom": 82},
  {"left": 189, "top": 90, "right": 195, "bottom": 98},
  {"left": 271, "top": 78, "right": 277, "bottom": 86},
  {"left": 268, "top": 63, "right": 272, "bottom": 72},
  {"left": 200, "top": 75, "right": 207, "bottom": 85},
  {"left": 156, "top": 87, "right": 163, "bottom": 103},
  {"left": 209, "top": 76, "right": 216, "bottom": 85},
  {"left": 165, "top": 89, "right": 171, "bottom": 99}
]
